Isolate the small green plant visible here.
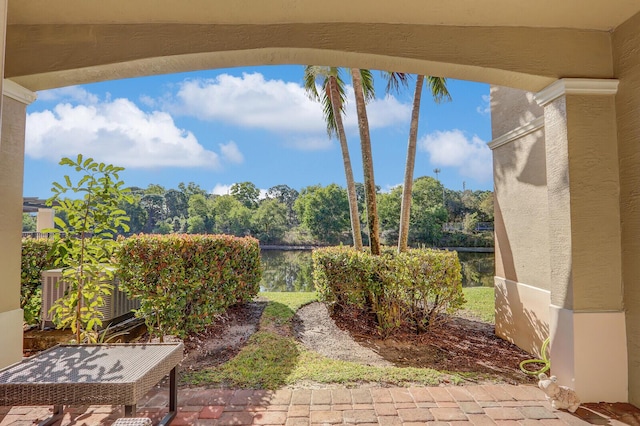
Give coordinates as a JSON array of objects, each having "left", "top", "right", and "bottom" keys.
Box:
[
  {"left": 21, "top": 238, "right": 55, "bottom": 324},
  {"left": 22, "top": 287, "right": 43, "bottom": 325},
  {"left": 46, "top": 155, "right": 132, "bottom": 343}
]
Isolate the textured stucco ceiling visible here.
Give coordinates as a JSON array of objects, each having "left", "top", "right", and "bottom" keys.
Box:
[{"left": 8, "top": 0, "right": 640, "bottom": 30}]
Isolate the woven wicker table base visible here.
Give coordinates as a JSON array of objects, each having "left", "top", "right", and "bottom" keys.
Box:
[{"left": 112, "top": 417, "right": 153, "bottom": 426}]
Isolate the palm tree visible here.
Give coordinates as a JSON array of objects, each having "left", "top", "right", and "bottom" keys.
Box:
[
  {"left": 350, "top": 68, "right": 381, "bottom": 255},
  {"left": 304, "top": 66, "right": 363, "bottom": 250},
  {"left": 385, "top": 73, "right": 451, "bottom": 252}
]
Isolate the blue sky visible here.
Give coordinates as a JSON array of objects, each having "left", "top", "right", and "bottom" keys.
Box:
[{"left": 23, "top": 65, "right": 493, "bottom": 198}]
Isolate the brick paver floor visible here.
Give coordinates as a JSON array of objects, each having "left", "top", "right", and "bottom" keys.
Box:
[{"left": 1, "top": 385, "right": 638, "bottom": 425}]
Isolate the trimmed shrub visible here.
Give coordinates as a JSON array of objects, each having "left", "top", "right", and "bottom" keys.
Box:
[
  {"left": 21, "top": 238, "right": 55, "bottom": 324},
  {"left": 313, "top": 246, "right": 378, "bottom": 309},
  {"left": 313, "top": 246, "right": 464, "bottom": 335},
  {"left": 116, "top": 234, "right": 262, "bottom": 339},
  {"left": 383, "top": 249, "right": 465, "bottom": 332}
]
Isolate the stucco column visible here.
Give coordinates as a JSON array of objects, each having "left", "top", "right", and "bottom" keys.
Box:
[
  {"left": 36, "top": 208, "right": 55, "bottom": 232},
  {"left": 0, "top": 0, "right": 5, "bottom": 137},
  {"left": 535, "top": 78, "right": 626, "bottom": 402},
  {"left": 0, "top": 80, "right": 37, "bottom": 369}
]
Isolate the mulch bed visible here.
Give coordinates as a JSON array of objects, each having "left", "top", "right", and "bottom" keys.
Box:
[{"left": 330, "top": 304, "right": 537, "bottom": 384}]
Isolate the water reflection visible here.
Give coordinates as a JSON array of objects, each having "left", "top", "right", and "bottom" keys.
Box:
[
  {"left": 259, "top": 249, "right": 495, "bottom": 292},
  {"left": 457, "top": 251, "right": 495, "bottom": 287},
  {"left": 260, "top": 250, "right": 314, "bottom": 292}
]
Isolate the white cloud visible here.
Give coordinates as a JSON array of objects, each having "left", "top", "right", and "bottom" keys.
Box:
[
  {"left": 476, "top": 94, "right": 491, "bottom": 115},
  {"left": 210, "top": 183, "right": 268, "bottom": 199},
  {"left": 346, "top": 93, "right": 411, "bottom": 130},
  {"left": 219, "top": 141, "right": 244, "bottom": 164},
  {"left": 167, "top": 73, "right": 410, "bottom": 145},
  {"left": 211, "top": 184, "right": 232, "bottom": 196},
  {"left": 381, "top": 183, "right": 402, "bottom": 193},
  {"left": 283, "top": 136, "right": 333, "bottom": 151},
  {"left": 26, "top": 98, "right": 228, "bottom": 169},
  {"left": 173, "top": 73, "right": 325, "bottom": 133},
  {"left": 37, "top": 86, "right": 99, "bottom": 104},
  {"left": 139, "top": 95, "right": 156, "bottom": 108},
  {"left": 419, "top": 129, "right": 492, "bottom": 182}
]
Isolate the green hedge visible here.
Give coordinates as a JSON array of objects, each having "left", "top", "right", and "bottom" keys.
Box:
[
  {"left": 116, "top": 234, "right": 262, "bottom": 338},
  {"left": 313, "top": 246, "right": 464, "bottom": 335},
  {"left": 21, "top": 238, "right": 55, "bottom": 324}
]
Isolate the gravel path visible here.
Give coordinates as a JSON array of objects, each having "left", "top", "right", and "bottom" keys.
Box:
[{"left": 293, "top": 302, "right": 392, "bottom": 367}]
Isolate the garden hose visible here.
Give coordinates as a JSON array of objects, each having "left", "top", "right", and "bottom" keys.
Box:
[{"left": 519, "top": 337, "right": 551, "bottom": 375}]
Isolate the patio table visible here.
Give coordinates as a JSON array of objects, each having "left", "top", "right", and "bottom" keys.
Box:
[{"left": 0, "top": 343, "right": 183, "bottom": 426}]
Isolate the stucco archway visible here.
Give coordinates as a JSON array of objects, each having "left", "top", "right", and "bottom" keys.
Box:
[
  {"left": 5, "top": 0, "right": 633, "bottom": 93},
  {"left": 2, "top": 0, "right": 640, "bottom": 406}
]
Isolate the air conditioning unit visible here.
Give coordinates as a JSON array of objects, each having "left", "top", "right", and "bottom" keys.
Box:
[{"left": 41, "top": 268, "right": 140, "bottom": 329}]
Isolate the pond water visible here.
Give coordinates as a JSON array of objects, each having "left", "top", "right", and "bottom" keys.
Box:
[{"left": 259, "top": 249, "right": 494, "bottom": 292}]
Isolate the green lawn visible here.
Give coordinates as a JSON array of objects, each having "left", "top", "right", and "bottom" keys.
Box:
[
  {"left": 259, "top": 291, "right": 317, "bottom": 325},
  {"left": 461, "top": 286, "right": 495, "bottom": 323}
]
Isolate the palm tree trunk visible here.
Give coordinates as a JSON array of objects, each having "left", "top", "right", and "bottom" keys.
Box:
[
  {"left": 329, "top": 77, "right": 363, "bottom": 250},
  {"left": 351, "top": 68, "right": 381, "bottom": 255},
  {"left": 398, "top": 74, "right": 424, "bottom": 253}
]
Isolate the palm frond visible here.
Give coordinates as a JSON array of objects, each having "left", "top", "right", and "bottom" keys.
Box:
[
  {"left": 358, "top": 69, "right": 376, "bottom": 102},
  {"left": 332, "top": 69, "right": 348, "bottom": 114},
  {"left": 382, "top": 71, "right": 412, "bottom": 94},
  {"left": 323, "top": 80, "right": 338, "bottom": 138},
  {"left": 304, "top": 65, "right": 350, "bottom": 138},
  {"left": 426, "top": 76, "right": 452, "bottom": 103},
  {"left": 304, "top": 65, "right": 370, "bottom": 139},
  {"left": 303, "top": 65, "right": 323, "bottom": 101}
]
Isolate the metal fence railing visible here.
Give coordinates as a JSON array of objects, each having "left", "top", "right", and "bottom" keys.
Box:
[
  {"left": 22, "top": 232, "right": 57, "bottom": 239},
  {"left": 442, "top": 222, "right": 494, "bottom": 232}
]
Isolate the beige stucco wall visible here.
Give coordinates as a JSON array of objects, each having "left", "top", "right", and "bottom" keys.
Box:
[
  {"left": 565, "top": 95, "right": 622, "bottom": 311},
  {"left": 0, "top": 94, "right": 27, "bottom": 367},
  {"left": 0, "top": 96, "right": 23, "bottom": 314},
  {"left": 492, "top": 79, "right": 627, "bottom": 401},
  {"left": 36, "top": 208, "right": 54, "bottom": 232},
  {"left": 495, "top": 278, "right": 550, "bottom": 357},
  {"left": 490, "top": 86, "right": 544, "bottom": 138},
  {"left": 542, "top": 92, "right": 622, "bottom": 311},
  {"left": 613, "top": 10, "right": 640, "bottom": 407},
  {"left": 530, "top": 79, "right": 626, "bottom": 401},
  {"left": 490, "top": 86, "right": 550, "bottom": 355},
  {"left": 491, "top": 87, "right": 549, "bottom": 289}
]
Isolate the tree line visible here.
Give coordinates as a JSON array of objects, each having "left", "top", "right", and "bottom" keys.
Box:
[
  {"left": 23, "top": 179, "right": 493, "bottom": 247},
  {"left": 23, "top": 66, "right": 494, "bottom": 251}
]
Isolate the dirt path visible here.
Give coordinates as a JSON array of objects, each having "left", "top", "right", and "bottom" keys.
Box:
[{"left": 180, "top": 301, "right": 267, "bottom": 372}]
